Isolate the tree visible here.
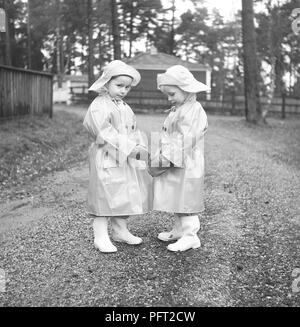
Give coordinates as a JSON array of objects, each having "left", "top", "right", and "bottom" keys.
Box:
[
  {"left": 94, "top": 0, "right": 114, "bottom": 70},
  {"left": 120, "top": 0, "right": 162, "bottom": 57},
  {"left": 0, "top": 0, "right": 12, "bottom": 66},
  {"left": 241, "top": 0, "right": 263, "bottom": 123},
  {"left": 150, "top": 0, "right": 179, "bottom": 55},
  {"left": 176, "top": 7, "right": 244, "bottom": 96},
  {"left": 110, "top": 0, "right": 121, "bottom": 59},
  {"left": 56, "top": 0, "right": 63, "bottom": 87},
  {"left": 256, "top": 0, "right": 300, "bottom": 98},
  {"left": 87, "top": 0, "right": 94, "bottom": 86},
  {"left": 26, "top": 0, "right": 56, "bottom": 71},
  {"left": 169, "top": 0, "right": 176, "bottom": 55},
  {"left": 27, "top": 0, "right": 32, "bottom": 69},
  {"left": 3, "top": 0, "right": 298, "bottom": 100}
]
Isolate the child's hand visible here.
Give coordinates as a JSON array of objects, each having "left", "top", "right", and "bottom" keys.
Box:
[
  {"left": 147, "top": 166, "right": 170, "bottom": 177},
  {"left": 137, "top": 145, "right": 149, "bottom": 161}
]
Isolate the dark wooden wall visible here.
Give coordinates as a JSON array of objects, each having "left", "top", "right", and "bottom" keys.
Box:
[{"left": 0, "top": 65, "right": 53, "bottom": 120}]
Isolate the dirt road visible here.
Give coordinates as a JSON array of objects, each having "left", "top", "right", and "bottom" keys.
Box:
[{"left": 0, "top": 105, "right": 299, "bottom": 307}]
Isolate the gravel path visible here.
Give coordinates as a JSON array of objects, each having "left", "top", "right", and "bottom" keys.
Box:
[{"left": 0, "top": 106, "right": 299, "bottom": 307}]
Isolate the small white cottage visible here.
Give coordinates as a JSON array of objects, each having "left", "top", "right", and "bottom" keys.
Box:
[{"left": 53, "top": 74, "right": 88, "bottom": 105}]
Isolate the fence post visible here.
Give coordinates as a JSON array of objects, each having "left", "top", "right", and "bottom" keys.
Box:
[
  {"left": 49, "top": 77, "right": 53, "bottom": 118},
  {"left": 281, "top": 92, "right": 286, "bottom": 119},
  {"left": 231, "top": 90, "right": 236, "bottom": 115}
]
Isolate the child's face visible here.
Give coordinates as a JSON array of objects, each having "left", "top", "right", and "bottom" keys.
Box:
[
  {"left": 161, "top": 85, "right": 188, "bottom": 107},
  {"left": 106, "top": 75, "right": 133, "bottom": 100}
]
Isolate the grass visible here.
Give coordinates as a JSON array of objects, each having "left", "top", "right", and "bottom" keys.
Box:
[{"left": 0, "top": 111, "right": 90, "bottom": 202}]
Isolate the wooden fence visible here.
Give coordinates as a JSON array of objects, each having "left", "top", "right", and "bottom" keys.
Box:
[
  {"left": 0, "top": 65, "right": 53, "bottom": 120},
  {"left": 69, "top": 86, "right": 300, "bottom": 117},
  {"left": 126, "top": 90, "right": 300, "bottom": 117}
]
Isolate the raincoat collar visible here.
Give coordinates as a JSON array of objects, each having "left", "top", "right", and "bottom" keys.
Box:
[
  {"left": 164, "top": 93, "right": 197, "bottom": 113},
  {"left": 96, "top": 88, "right": 125, "bottom": 108}
]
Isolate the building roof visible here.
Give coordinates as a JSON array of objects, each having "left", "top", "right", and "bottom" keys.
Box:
[
  {"left": 125, "top": 51, "right": 211, "bottom": 71},
  {"left": 54, "top": 74, "right": 88, "bottom": 83},
  {"left": 64, "top": 74, "right": 88, "bottom": 82}
]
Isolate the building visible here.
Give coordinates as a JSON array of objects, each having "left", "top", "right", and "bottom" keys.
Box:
[
  {"left": 53, "top": 74, "right": 88, "bottom": 105},
  {"left": 52, "top": 49, "right": 211, "bottom": 109},
  {"left": 124, "top": 47, "right": 211, "bottom": 110}
]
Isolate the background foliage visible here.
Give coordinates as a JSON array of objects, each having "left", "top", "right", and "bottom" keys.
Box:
[{"left": 0, "top": 0, "right": 299, "bottom": 97}]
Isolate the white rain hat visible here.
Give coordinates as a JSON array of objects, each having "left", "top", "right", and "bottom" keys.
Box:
[
  {"left": 89, "top": 60, "right": 141, "bottom": 93},
  {"left": 157, "top": 65, "right": 210, "bottom": 93}
]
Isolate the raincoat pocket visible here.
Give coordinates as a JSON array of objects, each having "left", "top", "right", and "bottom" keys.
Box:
[
  {"left": 102, "top": 167, "right": 129, "bottom": 211},
  {"left": 185, "top": 150, "right": 204, "bottom": 179},
  {"left": 94, "top": 147, "right": 119, "bottom": 169}
]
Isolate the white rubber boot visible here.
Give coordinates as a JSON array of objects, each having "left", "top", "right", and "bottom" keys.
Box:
[
  {"left": 111, "top": 217, "right": 143, "bottom": 245},
  {"left": 167, "top": 215, "right": 201, "bottom": 252},
  {"left": 158, "top": 215, "right": 183, "bottom": 242},
  {"left": 93, "top": 218, "right": 117, "bottom": 253}
]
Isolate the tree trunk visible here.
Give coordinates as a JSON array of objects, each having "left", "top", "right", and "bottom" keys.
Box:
[
  {"left": 4, "top": 0, "right": 11, "bottom": 66},
  {"left": 129, "top": 3, "right": 134, "bottom": 58},
  {"left": 56, "top": 0, "right": 62, "bottom": 88},
  {"left": 265, "top": 57, "right": 276, "bottom": 119},
  {"left": 264, "top": 1, "right": 275, "bottom": 120},
  {"left": 27, "top": 0, "right": 32, "bottom": 69},
  {"left": 241, "top": 0, "right": 263, "bottom": 123},
  {"left": 87, "top": 0, "right": 95, "bottom": 87},
  {"left": 110, "top": 0, "right": 121, "bottom": 59},
  {"left": 275, "top": 54, "right": 285, "bottom": 95},
  {"left": 64, "top": 37, "right": 71, "bottom": 75},
  {"left": 169, "top": 0, "right": 175, "bottom": 55},
  {"left": 98, "top": 28, "right": 102, "bottom": 71}
]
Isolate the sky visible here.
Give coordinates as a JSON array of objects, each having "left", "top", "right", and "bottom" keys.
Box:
[
  {"left": 203, "top": 0, "right": 242, "bottom": 20},
  {"left": 165, "top": 0, "right": 242, "bottom": 21},
  {"left": 171, "top": 0, "right": 287, "bottom": 20}
]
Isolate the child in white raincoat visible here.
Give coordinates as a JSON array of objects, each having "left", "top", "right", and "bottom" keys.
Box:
[
  {"left": 83, "top": 60, "right": 152, "bottom": 253},
  {"left": 149, "top": 65, "right": 209, "bottom": 252}
]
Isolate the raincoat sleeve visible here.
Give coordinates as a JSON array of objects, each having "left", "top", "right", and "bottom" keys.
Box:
[
  {"left": 159, "top": 103, "right": 208, "bottom": 168},
  {"left": 83, "top": 97, "right": 137, "bottom": 165}
]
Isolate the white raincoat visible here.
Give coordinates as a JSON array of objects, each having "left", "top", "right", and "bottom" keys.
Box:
[
  {"left": 83, "top": 92, "right": 152, "bottom": 216},
  {"left": 152, "top": 94, "right": 207, "bottom": 214}
]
